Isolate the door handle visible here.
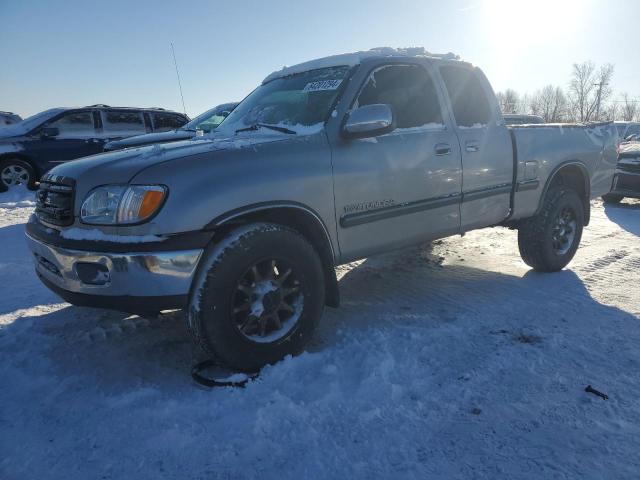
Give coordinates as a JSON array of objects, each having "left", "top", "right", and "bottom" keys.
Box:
[
  {"left": 465, "top": 142, "right": 480, "bottom": 153},
  {"left": 435, "top": 143, "right": 451, "bottom": 156}
]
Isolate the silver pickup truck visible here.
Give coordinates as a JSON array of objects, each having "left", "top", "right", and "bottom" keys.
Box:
[{"left": 25, "top": 48, "right": 617, "bottom": 371}]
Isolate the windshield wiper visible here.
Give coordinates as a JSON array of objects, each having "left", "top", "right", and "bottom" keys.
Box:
[{"left": 235, "top": 123, "right": 297, "bottom": 135}]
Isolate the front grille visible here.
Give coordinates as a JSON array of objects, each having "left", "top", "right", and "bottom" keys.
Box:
[{"left": 35, "top": 174, "right": 76, "bottom": 226}]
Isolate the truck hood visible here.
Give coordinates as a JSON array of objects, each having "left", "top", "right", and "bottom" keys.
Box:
[
  {"left": 47, "top": 132, "right": 293, "bottom": 195},
  {"left": 103, "top": 129, "right": 194, "bottom": 151}
]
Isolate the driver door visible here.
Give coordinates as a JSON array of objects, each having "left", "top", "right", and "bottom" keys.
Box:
[
  {"left": 30, "top": 110, "right": 102, "bottom": 172},
  {"left": 331, "top": 63, "right": 462, "bottom": 262}
]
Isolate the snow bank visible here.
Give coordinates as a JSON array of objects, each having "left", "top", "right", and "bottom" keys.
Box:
[{"left": 0, "top": 185, "right": 36, "bottom": 208}]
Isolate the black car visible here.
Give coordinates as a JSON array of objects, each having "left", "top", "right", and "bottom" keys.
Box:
[
  {"left": 103, "top": 102, "right": 238, "bottom": 152},
  {"left": 0, "top": 105, "right": 188, "bottom": 191},
  {"left": 603, "top": 142, "right": 640, "bottom": 203}
]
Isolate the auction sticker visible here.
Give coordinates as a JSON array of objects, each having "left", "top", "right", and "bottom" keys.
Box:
[{"left": 303, "top": 79, "right": 343, "bottom": 92}]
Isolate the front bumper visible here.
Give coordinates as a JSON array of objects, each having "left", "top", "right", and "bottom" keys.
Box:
[
  {"left": 610, "top": 169, "right": 640, "bottom": 198},
  {"left": 26, "top": 232, "right": 203, "bottom": 312}
]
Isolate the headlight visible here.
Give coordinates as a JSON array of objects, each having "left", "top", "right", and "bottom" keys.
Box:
[{"left": 80, "top": 185, "right": 167, "bottom": 225}]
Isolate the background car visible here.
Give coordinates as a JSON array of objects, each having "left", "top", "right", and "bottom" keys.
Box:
[
  {"left": 502, "top": 113, "right": 545, "bottom": 125},
  {"left": 0, "top": 111, "right": 22, "bottom": 126},
  {"left": 0, "top": 105, "right": 189, "bottom": 191},
  {"left": 614, "top": 121, "right": 640, "bottom": 141},
  {"left": 103, "top": 102, "right": 238, "bottom": 152}
]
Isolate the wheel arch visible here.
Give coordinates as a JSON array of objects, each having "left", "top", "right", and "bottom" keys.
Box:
[
  {"left": 205, "top": 202, "right": 340, "bottom": 308},
  {"left": 537, "top": 161, "right": 591, "bottom": 225}
]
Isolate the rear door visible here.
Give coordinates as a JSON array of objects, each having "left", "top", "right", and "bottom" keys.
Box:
[
  {"left": 99, "top": 109, "right": 148, "bottom": 142},
  {"left": 439, "top": 65, "right": 513, "bottom": 231},
  {"left": 331, "top": 62, "right": 462, "bottom": 261}
]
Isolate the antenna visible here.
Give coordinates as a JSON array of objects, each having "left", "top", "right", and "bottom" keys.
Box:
[{"left": 171, "top": 42, "right": 187, "bottom": 116}]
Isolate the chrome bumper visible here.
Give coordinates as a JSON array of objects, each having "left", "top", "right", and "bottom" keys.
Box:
[{"left": 26, "top": 233, "right": 203, "bottom": 298}]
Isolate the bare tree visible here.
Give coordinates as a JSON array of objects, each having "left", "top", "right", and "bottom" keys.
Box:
[
  {"left": 620, "top": 93, "right": 639, "bottom": 122},
  {"left": 530, "top": 85, "right": 568, "bottom": 122},
  {"left": 496, "top": 89, "right": 520, "bottom": 114},
  {"left": 568, "top": 61, "right": 615, "bottom": 122}
]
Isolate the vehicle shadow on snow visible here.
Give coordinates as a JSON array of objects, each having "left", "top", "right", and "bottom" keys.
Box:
[
  {"left": 604, "top": 200, "right": 640, "bottom": 237},
  {"left": 3, "top": 242, "right": 637, "bottom": 393}
]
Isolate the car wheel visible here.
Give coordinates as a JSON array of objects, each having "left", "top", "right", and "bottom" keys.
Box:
[
  {"left": 602, "top": 193, "right": 623, "bottom": 204},
  {"left": 188, "top": 223, "right": 325, "bottom": 372},
  {"left": 518, "top": 187, "right": 584, "bottom": 272},
  {"left": 0, "top": 158, "right": 37, "bottom": 191}
]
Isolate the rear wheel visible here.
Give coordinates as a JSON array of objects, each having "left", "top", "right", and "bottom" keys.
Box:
[
  {"left": 602, "top": 193, "right": 623, "bottom": 204},
  {"left": 0, "top": 158, "right": 37, "bottom": 191},
  {"left": 518, "top": 187, "right": 584, "bottom": 272},
  {"left": 188, "top": 223, "right": 325, "bottom": 372}
]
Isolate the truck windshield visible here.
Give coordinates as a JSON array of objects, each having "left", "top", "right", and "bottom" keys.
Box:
[{"left": 216, "top": 66, "right": 351, "bottom": 136}]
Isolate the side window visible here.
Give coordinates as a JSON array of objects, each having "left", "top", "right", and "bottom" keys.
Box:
[
  {"left": 46, "top": 111, "right": 95, "bottom": 138},
  {"left": 625, "top": 125, "right": 640, "bottom": 138},
  {"left": 356, "top": 65, "right": 444, "bottom": 129},
  {"left": 153, "top": 113, "right": 187, "bottom": 132},
  {"left": 439, "top": 66, "right": 491, "bottom": 127},
  {"left": 101, "top": 110, "right": 146, "bottom": 136}
]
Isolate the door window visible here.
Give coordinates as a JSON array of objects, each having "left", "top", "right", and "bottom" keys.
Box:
[
  {"left": 46, "top": 111, "right": 95, "bottom": 138},
  {"left": 355, "top": 64, "right": 444, "bottom": 129},
  {"left": 153, "top": 113, "right": 187, "bottom": 132},
  {"left": 101, "top": 111, "right": 146, "bottom": 136},
  {"left": 439, "top": 66, "right": 491, "bottom": 128}
]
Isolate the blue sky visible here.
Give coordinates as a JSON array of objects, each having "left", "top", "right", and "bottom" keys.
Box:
[{"left": 1, "top": 0, "right": 637, "bottom": 118}]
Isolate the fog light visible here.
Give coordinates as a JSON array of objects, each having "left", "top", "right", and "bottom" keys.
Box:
[{"left": 75, "top": 262, "right": 110, "bottom": 285}]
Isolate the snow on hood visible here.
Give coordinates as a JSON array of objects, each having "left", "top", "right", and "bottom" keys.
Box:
[{"left": 263, "top": 47, "right": 460, "bottom": 83}]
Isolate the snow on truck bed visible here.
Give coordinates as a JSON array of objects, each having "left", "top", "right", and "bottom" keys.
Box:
[{"left": 1, "top": 191, "right": 640, "bottom": 479}]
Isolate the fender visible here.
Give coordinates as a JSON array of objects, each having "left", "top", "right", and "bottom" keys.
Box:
[
  {"left": 536, "top": 160, "right": 591, "bottom": 223},
  {"left": 205, "top": 200, "right": 340, "bottom": 308}
]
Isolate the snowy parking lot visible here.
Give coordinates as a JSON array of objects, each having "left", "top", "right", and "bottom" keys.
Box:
[{"left": 1, "top": 190, "right": 639, "bottom": 479}]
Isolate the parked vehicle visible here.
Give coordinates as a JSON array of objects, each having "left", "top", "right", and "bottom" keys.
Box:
[
  {"left": 602, "top": 142, "right": 640, "bottom": 203},
  {"left": 26, "top": 48, "right": 617, "bottom": 372},
  {"left": 103, "top": 103, "right": 238, "bottom": 152},
  {"left": 614, "top": 121, "right": 640, "bottom": 140},
  {"left": 503, "top": 114, "right": 544, "bottom": 125},
  {"left": 0, "top": 105, "right": 188, "bottom": 192},
  {"left": 0, "top": 111, "right": 22, "bottom": 126}
]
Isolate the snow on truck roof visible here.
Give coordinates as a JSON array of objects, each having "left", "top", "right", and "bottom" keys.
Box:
[{"left": 263, "top": 47, "right": 461, "bottom": 83}]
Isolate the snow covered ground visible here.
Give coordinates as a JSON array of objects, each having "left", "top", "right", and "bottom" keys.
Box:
[{"left": 1, "top": 190, "right": 639, "bottom": 480}]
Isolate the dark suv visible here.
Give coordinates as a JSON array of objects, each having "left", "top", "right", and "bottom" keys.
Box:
[{"left": 0, "top": 105, "right": 188, "bottom": 192}]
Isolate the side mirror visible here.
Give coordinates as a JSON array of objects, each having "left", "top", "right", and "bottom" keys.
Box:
[
  {"left": 342, "top": 104, "right": 395, "bottom": 139},
  {"left": 221, "top": 111, "right": 231, "bottom": 118},
  {"left": 41, "top": 127, "right": 59, "bottom": 139}
]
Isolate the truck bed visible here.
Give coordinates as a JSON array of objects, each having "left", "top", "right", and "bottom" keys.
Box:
[{"left": 508, "top": 122, "right": 618, "bottom": 221}]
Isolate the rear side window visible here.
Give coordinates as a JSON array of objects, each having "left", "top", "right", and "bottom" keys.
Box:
[
  {"left": 46, "top": 111, "right": 95, "bottom": 137},
  {"left": 356, "top": 64, "right": 443, "bottom": 129},
  {"left": 153, "top": 113, "right": 187, "bottom": 132},
  {"left": 440, "top": 66, "right": 491, "bottom": 127},
  {"left": 101, "top": 111, "right": 146, "bottom": 135}
]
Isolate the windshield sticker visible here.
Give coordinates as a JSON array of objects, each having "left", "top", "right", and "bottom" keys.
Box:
[{"left": 303, "top": 79, "right": 343, "bottom": 92}]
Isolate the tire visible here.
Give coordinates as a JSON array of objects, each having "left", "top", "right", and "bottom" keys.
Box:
[
  {"left": 0, "top": 158, "right": 37, "bottom": 191},
  {"left": 188, "top": 223, "right": 325, "bottom": 372},
  {"left": 518, "top": 187, "right": 584, "bottom": 272},
  {"left": 602, "top": 193, "right": 623, "bottom": 204}
]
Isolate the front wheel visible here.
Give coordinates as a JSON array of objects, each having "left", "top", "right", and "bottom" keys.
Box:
[
  {"left": 188, "top": 223, "right": 325, "bottom": 372},
  {"left": 518, "top": 187, "right": 584, "bottom": 272},
  {"left": 0, "top": 158, "right": 37, "bottom": 191}
]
